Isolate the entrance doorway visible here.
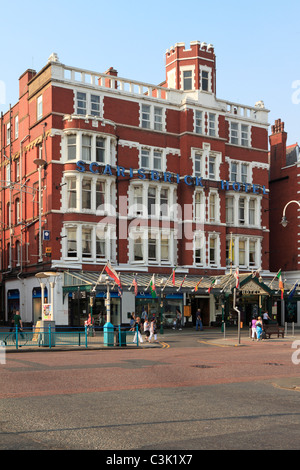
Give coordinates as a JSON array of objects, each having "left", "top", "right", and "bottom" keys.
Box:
[{"left": 191, "top": 297, "right": 210, "bottom": 326}]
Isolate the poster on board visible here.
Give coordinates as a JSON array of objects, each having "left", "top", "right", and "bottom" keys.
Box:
[{"left": 42, "top": 304, "right": 53, "bottom": 321}]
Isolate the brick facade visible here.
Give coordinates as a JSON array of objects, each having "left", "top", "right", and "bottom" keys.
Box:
[{"left": 0, "top": 43, "right": 270, "bottom": 325}]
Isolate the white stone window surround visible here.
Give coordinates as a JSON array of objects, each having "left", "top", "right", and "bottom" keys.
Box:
[
  {"left": 193, "top": 188, "right": 205, "bottom": 223},
  {"left": 225, "top": 191, "right": 261, "bottom": 228},
  {"left": 228, "top": 119, "right": 252, "bottom": 147},
  {"left": 180, "top": 64, "right": 196, "bottom": 91},
  {"left": 128, "top": 180, "right": 177, "bottom": 220},
  {"left": 61, "top": 170, "right": 115, "bottom": 214},
  {"left": 62, "top": 222, "right": 116, "bottom": 263},
  {"left": 129, "top": 226, "right": 175, "bottom": 266},
  {"left": 37, "top": 95, "right": 43, "bottom": 121},
  {"left": 226, "top": 235, "right": 261, "bottom": 269},
  {"left": 226, "top": 157, "right": 253, "bottom": 185},
  {"left": 208, "top": 231, "right": 221, "bottom": 267},
  {"left": 193, "top": 231, "right": 205, "bottom": 266},
  {"left": 73, "top": 89, "right": 104, "bottom": 118},
  {"left": 193, "top": 109, "right": 219, "bottom": 138},
  {"left": 207, "top": 188, "right": 220, "bottom": 224},
  {"left": 199, "top": 64, "right": 212, "bottom": 93},
  {"left": 139, "top": 102, "right": 166, "bottom": 132},
  {"left": 191, "top": 143, "right": 221, "bottom": 181},
  {"left": 62, "top": 129, "right": 117, "bottom": 165},
  {"left": 138, "top": 144, "right": 167, "bottom": 173}
]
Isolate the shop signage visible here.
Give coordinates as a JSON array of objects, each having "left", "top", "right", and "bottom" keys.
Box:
[
  {"left": 240, "top": 280, "right": 270, "bottom": 295},
  {"left": 75, "top": 161, "right": 267, "bottom": 194}
]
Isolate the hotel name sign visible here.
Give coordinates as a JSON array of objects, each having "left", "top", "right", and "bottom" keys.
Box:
[{"left": 76, "top": 161, "right": 267, "bottom": 194}]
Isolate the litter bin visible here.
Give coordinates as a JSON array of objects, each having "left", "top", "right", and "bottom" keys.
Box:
[{"left": 103, "top": 322, "right": 114, "bottom": 347}]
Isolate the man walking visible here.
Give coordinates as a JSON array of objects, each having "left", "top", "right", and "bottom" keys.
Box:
[
  {"left": 12, "top": 310, "right": 24, "bottom": 343},
  {"left": 195, "top": 308, "right": 203, "bottom": 331}
]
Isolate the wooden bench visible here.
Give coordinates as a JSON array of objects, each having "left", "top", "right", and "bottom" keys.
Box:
[{"left": 263, "top": 324, "right": 284, "bottom": 339}]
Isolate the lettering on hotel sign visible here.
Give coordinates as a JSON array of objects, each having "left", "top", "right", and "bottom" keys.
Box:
[{"left": 76, "top": 161, "right": 267, "bottom": 194}]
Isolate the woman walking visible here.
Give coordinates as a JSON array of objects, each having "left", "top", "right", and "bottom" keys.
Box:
[{"left": 255, "top": 316, "right": 263, "bottom": 341}]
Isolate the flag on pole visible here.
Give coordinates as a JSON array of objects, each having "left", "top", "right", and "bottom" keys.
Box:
[
  {"left": 149, "top": 274, "right": 156, "bottom": 298},
  {"left": 278, "top": 274, "right": 284, "bottom": 299},
  {"left": 288, "top": 282, "right": 298, "bottom": 300},
  {"left": 229, "top": 238, "right": 234, "bottom": 263},
  {"left": 194, "top": 277, "right": 204, "bottom": 292},
  {"left": 234, "top": 267, "right": 239, "bottom": 289},
  {"left": 172, "top": 268, "right": 176, "bottom": 286},
  {"left": 132, "top": 275, "right": 138, "bottom": 296},
  {"left": 117, "top": 284, "right": 123, "bottom": 297},
  {"left": 208, "top": 279, "right": 216, "bottom": 293},
  {"left": 177, "top": 275, "right": 187, "bottom": 292},
  {"left": 276, "top": 269, "right": 282, "bottom": 280},
  {"left": 105, "top": 261, "right": 122, "bottom": 288}
]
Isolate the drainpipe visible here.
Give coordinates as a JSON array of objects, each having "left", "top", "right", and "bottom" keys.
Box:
[{"left": 17, "top": 134, "right": 30, "bottom": 280}]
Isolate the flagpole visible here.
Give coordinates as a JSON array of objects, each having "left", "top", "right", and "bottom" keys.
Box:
[
  {"left": 146, "top": 273, "right": 155, "bottom": 291},
  {"left": 288, "top": 280, "right": 299, "bottom": 294},
  {"left": 92, "top": 261, "right": 108, "bottom": 292},
  {"left": 230, "top": 232, "right": 233, "bottom": 275},
  {"left": 221, "top": 273, "right": 235, "bottom": 293},
  {"left": 193, "top": 277, "right": 204, "bottom": 292},
  {"left": 162, "top": 267, "right": 176, "bottom": 292},
  {"left": 268, "top": 269, "right": 281, "bottom": 288},
  {"left": 128, "top": 273, "right": 137, "bottom": 291},
  {"left": 177, "top": 275, "right": 187, "bottom": 292}
]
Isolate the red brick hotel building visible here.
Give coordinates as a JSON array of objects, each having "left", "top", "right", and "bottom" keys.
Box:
[{"left": 0, "top": 42, "right": 270, "bottom": 326}]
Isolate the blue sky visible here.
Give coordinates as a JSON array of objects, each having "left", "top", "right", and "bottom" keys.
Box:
[{"left": 1, "top": 0, "right": 300, "bottom": 145}]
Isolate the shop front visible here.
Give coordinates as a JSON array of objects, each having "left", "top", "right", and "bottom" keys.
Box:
[
  {"left": 66, "top": 286, "right": 121, "bottom": 327},
  {"left": 135, "top": 293, "right": 184, "bottom": 328}
]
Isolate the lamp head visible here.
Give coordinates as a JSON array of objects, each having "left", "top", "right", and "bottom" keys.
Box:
[{"left": 280, "top": 216, "right": 288, "bottom": 228}]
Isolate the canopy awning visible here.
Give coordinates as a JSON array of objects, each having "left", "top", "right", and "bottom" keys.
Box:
[{"left": 62, "top": 270, "right": 280, "bottom": 296}]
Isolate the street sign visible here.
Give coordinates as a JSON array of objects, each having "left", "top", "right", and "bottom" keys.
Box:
[
  {"left": 45, "top": 247, "right": 52, "bottom": 257},
  {"left": 43, "top": 230, "right": 50, "bottom": 241}
]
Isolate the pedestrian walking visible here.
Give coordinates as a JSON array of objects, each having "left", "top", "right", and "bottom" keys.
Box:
[
  {"left": 262, "top": 312, "right": 271, "bottom": 325},
  {"left": 143, "top": 319, "right": 150, "bottom": 341},
  {"left": 85, "top": 313, "right": 94, "bottom": 336},
  {"left": 195, "top": 308, "right": 203, "bottom": 331},
  {"left": 149, "top": 316, "right": 158, "bottom": 343},
  {"left": 251, "top": 316, "right": 257, "bottom": 340},
  {"left": 12, "top": 310, "right": 24, "bottom": 342},
  {"left": 255, "top": 316, "right": 263, "bottom": 341},
  {"left": 133, "top": 316, "right": 143, "bottom": 344},
  {"left": 129, "top": 313, "right": 136, "bottom": 331},
  {"left": 141, "top": 307, "right": 148, "bottom": 325},
  {"left": 175, "top": 308, "right": 182, "bottom": 330}
]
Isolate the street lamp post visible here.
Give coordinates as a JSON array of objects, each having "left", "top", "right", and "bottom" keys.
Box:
[
  {"left": 280, "top": 200, "right": 300, "bottom": 227},
  {"left": 280, "top": 200, "right": 300, "bottom": 327},
  {"left": 159, "top": 277, "right": 167, "bottom": 334},
  {"left": 103, "top": 274, "right": 114, "bottom": 346},
  {"left": 33, "top": 158, "right": 47, "bottom": 263}
]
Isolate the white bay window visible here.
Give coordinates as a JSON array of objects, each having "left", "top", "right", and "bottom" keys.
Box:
[
  {"left": 129, "top": 228, "right": 175, "bottom": 266},
  {"left": 64, "top": 223, "right": 116, "bottom": 263}
]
